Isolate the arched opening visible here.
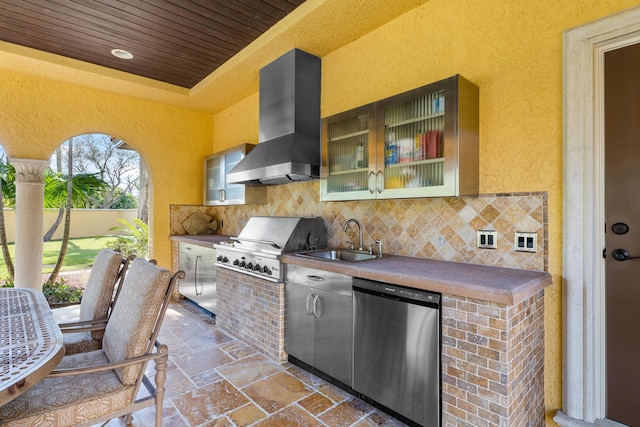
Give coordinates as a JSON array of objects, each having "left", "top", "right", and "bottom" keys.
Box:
[
  {"left": 0, "top": 133, "right": 150, "bottom": 295},
  {"left": 42, "top": 133, "right": 149, "bottom": 287}
]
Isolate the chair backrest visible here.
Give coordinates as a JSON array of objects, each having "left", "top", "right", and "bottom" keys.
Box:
[
  {"left": 109, "top": 254, "right": 136, "bottom": 314},
  {"left": 102, "top": 258, "right": 177, "bottom": 385},
  {"left": 78, "top": 249, "right": 123, "bottom": 323}
]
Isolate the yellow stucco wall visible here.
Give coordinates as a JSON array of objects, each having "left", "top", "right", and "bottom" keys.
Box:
[
  {"left": 212, "top": 93, "right": 260, "bottom": 152},
  {"left": 0, "top": 70, "right": 213, "bottom": 267},
  {"left": 211, "top": 0, "right": 640, "bottom": 422}
]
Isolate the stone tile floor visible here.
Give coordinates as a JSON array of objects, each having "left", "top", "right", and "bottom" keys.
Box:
[{"left": 98, "top": 299, "right": 408, "bottom": 427}]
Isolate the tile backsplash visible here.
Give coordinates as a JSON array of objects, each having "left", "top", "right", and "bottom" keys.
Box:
[{"left": 170, "top": 181, "right": 547, "bottom": 272}]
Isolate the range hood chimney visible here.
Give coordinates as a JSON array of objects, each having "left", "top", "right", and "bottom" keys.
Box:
[{"left": 227, "top": 49, "right": 321, "bottom": 185}]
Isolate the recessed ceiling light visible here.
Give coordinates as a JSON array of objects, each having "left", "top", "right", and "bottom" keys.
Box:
[{"left": 111, "top": 49, "right": 133, "bottom": 60}]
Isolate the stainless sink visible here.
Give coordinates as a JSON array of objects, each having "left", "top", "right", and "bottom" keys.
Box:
[{"left": 296, "top": 249, "right": 378, "bottom": 262}]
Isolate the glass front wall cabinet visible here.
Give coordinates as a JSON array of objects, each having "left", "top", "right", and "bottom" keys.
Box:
[
  {"left": 204, "top": 143, "right": 267, "bottom": 206},
  {"left": 321, "top": 105, "right": 376, "bottom": 201},
  {"left": 321, "top": 75, "right": 478, "bottom": 201}
]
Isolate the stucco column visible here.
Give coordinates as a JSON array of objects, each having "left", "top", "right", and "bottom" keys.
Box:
[{"left": 10, "top": 158, "right": 49, "bottom": 289}]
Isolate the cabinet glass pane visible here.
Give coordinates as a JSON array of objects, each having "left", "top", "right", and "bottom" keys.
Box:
[
  {"left": 384, "top": 90, "right": 445, "bottom": 189},
  {"left": 205, "top": 156, "right": 223, "bottom": 200},
  {"left": 224, "top": 150, "right": 244, "bottom": 200},
  {"left": 326, "top": 114, "right": 370, "bottom": 193}
]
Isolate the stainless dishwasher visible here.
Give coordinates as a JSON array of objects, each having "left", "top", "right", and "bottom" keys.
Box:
[{"left": 353, "top": 278, "right": 440, "bottom": 427}]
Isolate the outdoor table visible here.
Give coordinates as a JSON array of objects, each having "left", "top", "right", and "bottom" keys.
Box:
[{"left": 0, "top": 288, "right": 64, "bottom": 405}]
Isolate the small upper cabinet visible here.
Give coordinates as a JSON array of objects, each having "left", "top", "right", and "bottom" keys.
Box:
[
  {"left": 204, "top": 143, "right": 267, "bottom": 206},
  {"left": 321, "top": 75, "right": 479, "bottom": 201},
  {"left": 321, "top": 104, "right": 376, "bottom": 200}
]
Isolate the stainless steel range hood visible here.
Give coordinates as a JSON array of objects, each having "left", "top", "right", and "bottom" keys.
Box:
[{"left": 227, "top": 49, "right": 321, "bottom": 185}]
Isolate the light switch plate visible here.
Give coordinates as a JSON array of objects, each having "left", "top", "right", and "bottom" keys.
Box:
[
  {"left": 477, "top": 230, "right": 497, "bottom": 249},
  {"left": 514, "top": 232, "right": 537, "bottom": 252}
]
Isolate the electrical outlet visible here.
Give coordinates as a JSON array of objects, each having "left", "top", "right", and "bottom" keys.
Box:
[
  {"left": 477, "top": 230, "right": 497, "bottom": 249},
  {"left": 514, "top": 232, "right": 537, "bottom": 253}
]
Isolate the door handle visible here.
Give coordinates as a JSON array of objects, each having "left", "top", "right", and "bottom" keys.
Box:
[
  {"left": 367, "top": 171, "right": 375, "bottom": 194},
  {"left": 312, "top": 294, "right": 321, "bottom": 319},
  {"left": 611, "top": 248, "right": 640, "bottom": 261},
  {"left": 306, "top": 293, "right": 314, "bottom": 316},
  {"left": 194, "top": 255, "right": 202, "bottom": 295},
  {"left": 376, "top": 170, "right": 384, "bottom": 194}
]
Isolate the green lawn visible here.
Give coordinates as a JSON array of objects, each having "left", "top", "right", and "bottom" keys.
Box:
[{"left": 0, "top": 236, "right": 114, "bottom": 278}]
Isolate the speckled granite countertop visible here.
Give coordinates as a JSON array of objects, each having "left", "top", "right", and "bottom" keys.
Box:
[
  {"left": 169, "top": 234, "right": 231, "bottom": 248},
  {"left": 282, "top": 253, "right": 552, "bottom": 305}
]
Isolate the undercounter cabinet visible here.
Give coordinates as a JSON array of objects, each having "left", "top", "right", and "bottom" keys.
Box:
[{"left": 285, "top": 265, "right": 353, "bottom": 387}]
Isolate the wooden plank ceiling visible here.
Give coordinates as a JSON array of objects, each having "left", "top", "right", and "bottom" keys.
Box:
[{"left": 0, "top": 0, "right": 305, "bottom": 88}]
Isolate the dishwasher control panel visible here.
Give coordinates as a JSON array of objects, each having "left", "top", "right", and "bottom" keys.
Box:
[{"left": 353, "top": 278, "right": 440, "bottom": 305}]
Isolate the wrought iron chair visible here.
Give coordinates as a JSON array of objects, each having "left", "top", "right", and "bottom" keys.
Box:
[
  {"left": 0, "top": 258, "right": 184, "bottom": 427},
  {"left": 52, "top": 249, "right": 134, "bottom": 355}
]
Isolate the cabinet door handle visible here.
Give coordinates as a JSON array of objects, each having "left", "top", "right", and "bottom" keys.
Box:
[
  {"left": 194, "top": 255, "right": 203, "bottom": 295},
  {"left": 368, "top": 171, "right": 375, "bottom": 194},
  {"left": 219, "top": 189, "right": 226, "bottom": 202},
  {"left": 312, "top": 294, "right": 322, "bottom": 319},
  {"left": 376, "top": 170, "right": 384, "bottom": 194},
  {"left": 185, "top": 256, "right": 192, "bottom": 270},
  {"left": 306, "top": 293, "right": 314, "bottom": 316}
]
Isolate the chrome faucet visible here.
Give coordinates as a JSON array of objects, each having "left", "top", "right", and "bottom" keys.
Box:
[
  {"left": 369, "top": 239, "right": 383, "bottom": 258},
  {"left": 343, "top": 218, "right": 363, "bottom": 251}
]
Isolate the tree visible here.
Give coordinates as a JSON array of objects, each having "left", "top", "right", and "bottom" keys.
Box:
[
  {"left": 42, "top": 170, "right": 108, "bottom": 241},
  {"left": 137, "top": 158, "right": 149, "bottom": 223},
  {"left": 69, "top": 134, "right": 140, "bottom": 209},
  {"left": 108, "top": 188, "right": 137, "bottom": 209},
  {"left": 43, "top": 138, "right": 109, "bottom": 241},
  {"left": 46, "top": 138, "right": 74, "bottom": 286},
  {"left": 0, "top": 160, "right": 15, "bottom": 280}
]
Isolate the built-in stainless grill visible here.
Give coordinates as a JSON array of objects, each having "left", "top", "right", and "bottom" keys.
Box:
[{"left": 214, "top": 216, "right": 327, "bottom": 282}]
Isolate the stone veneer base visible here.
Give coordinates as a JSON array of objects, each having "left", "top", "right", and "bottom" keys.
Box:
[
  {"left": 441, "top": 290, "right": 545, "bottom": 427},
  {"left": 216, "top": 268, "right": 286, "bottom": 364},
  {"left": 215, "top": 262, "right": 546, "bottom": 426}
]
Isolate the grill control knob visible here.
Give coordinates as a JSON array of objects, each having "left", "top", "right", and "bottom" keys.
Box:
[
  {"left": 254, "top": 264, "right": 261, "bottom": 271},
  {"left": 240, "top": 260, "right": 246, "bottom": 268},
  {"left": 233, "top": 259, "right": 240, "bottom": 266},
  {"left": 222, "top": 256, "right": 229, "bottom": 263},
  {"left": 246, "top": 262, "right": 253, "bottom": 270},
  {"left": 262, "top": 266, "right": 270, "bottom": 274},
  {"left": 216, "top": 255, "right": 223, "bottom": 262}
]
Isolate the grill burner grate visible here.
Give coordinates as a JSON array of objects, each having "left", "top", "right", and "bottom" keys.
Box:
[{"left": 215, "top": 216, "right": 327, "bottom": 282}]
